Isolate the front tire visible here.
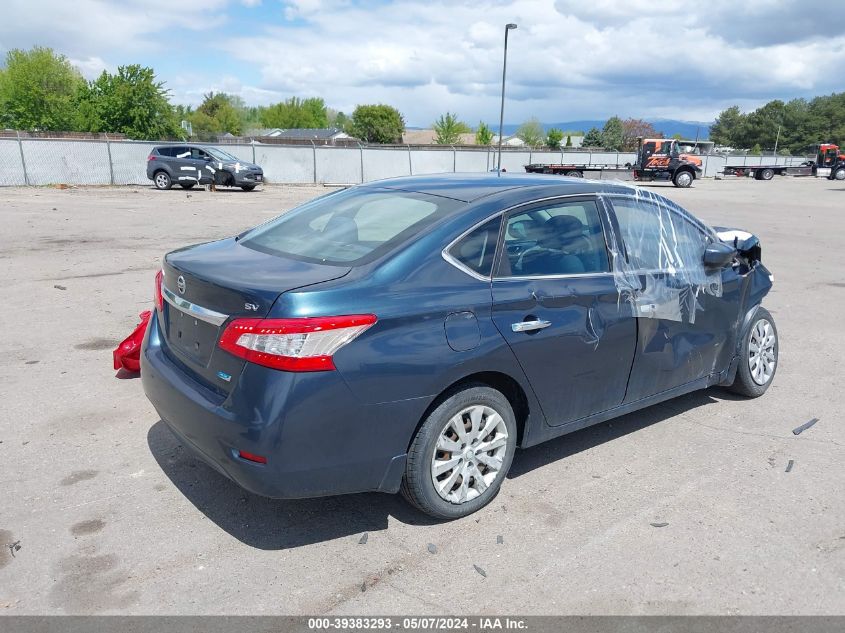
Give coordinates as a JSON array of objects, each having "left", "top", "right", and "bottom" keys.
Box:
[
  {"left": 833, "top": 167, "right": 845, "bottom": 181},
  {"left": 153, "top": 171, "right": 172, "bottom": 190},
  {"left": 729, "top": 307, "right": 778, "bottom": 398},
  {"left": 760, "top": 168, "right": 774, "bottom": 180},
  {"left": 673, "top": 169, "right": 693, "bottom": 188},
  {"left": 401, "top": 385, "right": 517, "bottom": 519}
]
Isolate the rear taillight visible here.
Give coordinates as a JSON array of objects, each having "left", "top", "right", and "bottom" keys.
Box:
[
  {"left": 154, "top": 270, "right": 163, "bottom": 312},
  {"left": 147, "top": 154, "right": 156, "bottom": 161},
  {"left": 218, "top": 314, "right": 377, "bottom": 372}
]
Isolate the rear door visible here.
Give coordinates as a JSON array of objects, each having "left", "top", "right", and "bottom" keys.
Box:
[
  {"left": 490, "top": 196, "right": 637, "bottom": 427},
  {"left": 603, "top": 194, "right": 742, "bottom": 401}
]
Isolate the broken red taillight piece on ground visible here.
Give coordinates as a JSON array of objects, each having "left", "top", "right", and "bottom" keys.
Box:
[{"left": 113, "top": 310, "right": 152, "bottom": 373}]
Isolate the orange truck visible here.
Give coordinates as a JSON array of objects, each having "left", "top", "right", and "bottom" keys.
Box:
[{"left": 523, "top": 137, "right": 706, "bottom": 188}]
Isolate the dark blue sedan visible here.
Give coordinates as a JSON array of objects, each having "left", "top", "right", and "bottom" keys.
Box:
[{"left": 141, "top": 174, "right": 777, "bottom": 519}]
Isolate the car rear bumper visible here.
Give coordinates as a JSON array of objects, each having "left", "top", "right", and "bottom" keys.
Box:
[{"left": 141, "top": 312, "right": 415, "bottom": 499}]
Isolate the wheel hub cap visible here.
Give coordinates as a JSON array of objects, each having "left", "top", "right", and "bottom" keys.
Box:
[
  {"left": 431, "top": 404, "right": 508, "bottom": 504},
  {"left": 748, "top": 318, "right": 776, "bottom": 385}
]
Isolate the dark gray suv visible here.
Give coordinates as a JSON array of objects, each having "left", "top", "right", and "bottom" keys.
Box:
[{"left": 146, "top": 145, "right": 264, "bottom": 191}]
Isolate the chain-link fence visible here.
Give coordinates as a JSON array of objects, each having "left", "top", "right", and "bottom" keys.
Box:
[{"left": 0, "top": 135, "right": 815, "bottom": 187}]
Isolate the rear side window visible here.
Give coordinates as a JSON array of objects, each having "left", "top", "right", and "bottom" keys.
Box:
[
  {"left": 241, "top": 188, "right": 464, "bottom": 266},
  {"left": 497, "top": 199, "right": 609, "bottom": 277},
  {"left": 447, "top": 217, "right": 501, "bottom": 278},
  {"left": 156, "top": 147, "right": 174, "bottom": 157}
]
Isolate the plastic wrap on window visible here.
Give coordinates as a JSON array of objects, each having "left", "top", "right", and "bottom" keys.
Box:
[{"left": 600, "top": 188, "right": 722, "bottom": 323}]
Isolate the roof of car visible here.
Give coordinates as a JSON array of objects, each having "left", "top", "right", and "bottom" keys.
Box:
[{"left": 362, "top": 172, "right": 638, "bottom": 203}]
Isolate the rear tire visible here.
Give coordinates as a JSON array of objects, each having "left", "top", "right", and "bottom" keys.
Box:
[
  {"left": 240, "top": 185, "right": 257, "bottom": 191},
  {"left": 729, "top": 307, "right": 778, "bottom": 398},
  {"left": 401, "top": 384, "right": 517, "bottom": 519},
  {"left": 673, "top": 169, "right": 693, "bottom": 188},
  {"left": 760, "top": 168, "right": 774, "bottom": 180},
  {"left": 153, "top": 171, "right": 172, "bottom": 190},
  {"left": 180, "top": 182, "right": 195, "bottom": 189},
  {"left": 565, "top": 170, "right": 583, "bottom": 178}
]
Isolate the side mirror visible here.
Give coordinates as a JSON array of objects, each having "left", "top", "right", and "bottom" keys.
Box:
[{"left": 703, "top": 241, "right": 736, "bottom": 268}]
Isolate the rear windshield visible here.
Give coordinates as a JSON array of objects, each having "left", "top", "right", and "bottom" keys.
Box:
[{"left": 240, "top": 188, "right": 465, "bottom": 266}]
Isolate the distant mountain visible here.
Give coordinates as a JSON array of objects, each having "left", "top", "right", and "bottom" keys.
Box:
[{"left": 497, "top": 119, "right": 712, "bottom": 140}]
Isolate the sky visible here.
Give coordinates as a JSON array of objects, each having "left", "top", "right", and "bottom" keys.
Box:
[{"left": 2, "top": 0, "right": 845, "bottom": 127}]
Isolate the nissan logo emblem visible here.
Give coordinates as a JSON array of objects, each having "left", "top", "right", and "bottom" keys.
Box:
[{"left": 177, "top": 275, "right": 186, "bottom": 294}]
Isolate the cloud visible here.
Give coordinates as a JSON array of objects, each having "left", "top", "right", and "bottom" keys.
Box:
[
  {"left": 67, "top": 56, "right": 112, "bottom": 79},
  {"left": 2, "top": 0, "right": 844, "bottom": 124}
]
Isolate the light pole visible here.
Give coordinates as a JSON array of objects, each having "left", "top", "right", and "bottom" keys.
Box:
[{"left": 497, "top": 23, "right": 517, "bottom": 174}]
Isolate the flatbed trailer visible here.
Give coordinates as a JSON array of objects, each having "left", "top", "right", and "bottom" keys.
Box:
[
  {"left": 723, "top": 144, "right": 845, "bottom": 181},
  {"left": 722, "top": 164, "right": 814, "bottom": 180},
  {"left": 523, "top": 163, "right": 631, "bottom": 178}
]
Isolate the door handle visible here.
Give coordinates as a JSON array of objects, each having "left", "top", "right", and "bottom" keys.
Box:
[{"left": 512, "top": 319, "right": 551, "bottom": 333}]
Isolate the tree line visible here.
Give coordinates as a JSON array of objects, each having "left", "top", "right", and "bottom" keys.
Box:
[
  {"left": 0, "top": 47, "right": 406, "bottom": 143},
  {"left": 710, "top": 94, "right": 845, "bottom": 154}
]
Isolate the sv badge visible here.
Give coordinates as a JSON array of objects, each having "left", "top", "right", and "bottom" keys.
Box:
[{"left": 244, "top": 302, "right": 259, "bottom": 311}]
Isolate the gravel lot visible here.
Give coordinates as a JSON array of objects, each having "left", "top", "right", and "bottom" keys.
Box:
[{"left": 0, "top": 177, "right": 843, "bottom": 615}]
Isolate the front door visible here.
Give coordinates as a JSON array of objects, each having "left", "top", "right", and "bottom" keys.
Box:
[
  {"left": 603, "top": 193, "right": 742, "bottom": 402},
  {"left": 490, "top": 197, "right": 637, "bottom": 427}
]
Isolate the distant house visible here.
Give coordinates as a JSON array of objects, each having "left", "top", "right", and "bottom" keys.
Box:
[
  {"left": 402, "top": 129, "right": 476, "bottom": 145},
  {"left": 491, "top": 135, "right": 526, "bottom": 147},
  {"left": 243, "top": 128, "right": 353, "bottom": 144}
]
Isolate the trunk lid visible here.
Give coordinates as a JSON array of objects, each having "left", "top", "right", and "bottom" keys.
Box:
[{"left": 159, "top": 237, "right": 350, "bottom": 393}]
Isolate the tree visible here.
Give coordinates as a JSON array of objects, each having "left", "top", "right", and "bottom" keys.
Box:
[
  {"left": 545, "top": 128, "right": 564, "bottom": 149},
  {"left": 349, "top": 104, "right": 404, "bottom": 143},
  {"left": 432, "top": 112, "right": 471, "bottom": 144},
  {"left": 0, "top": 47, "right": 85, "bottom": 130},
  {"left": 582, "top": 127, "right": 603, "bottom": 147},
  {"left": 600, "top": 116, "right": 624, "bottom": 151},
  {"left": 475, "top": 121, "right": 493, "bottom": 146},
  {"left": 749, "top": 143, "right": 762, "bottom": 155},
  {"left": 260, "top": 97, "right": 328, "bottom": 129},
  {"left": 81, "top": 65, "right": 180, "bottom": 139},
  {"left": 517, "top": 117, "right": 544, "bottom": 147},
  {"left": 621, "top": 118, "right": 659, "bottom": 151},
  {"left": 190, "top": 92, "right": 243, "bottom": 137},
  {"left": 565, "top": 134, "right": 573, "bottom": 148},
  {"left": 710, "top": 105, "right": 746, "bottom": 147},
  {"left": 327, "top": 109, "right": 349, "bottom": 130}
]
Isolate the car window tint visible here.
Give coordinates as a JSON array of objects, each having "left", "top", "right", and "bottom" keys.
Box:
[
  {"left": 241, "top": 189, "right": 464, "bottom": 266},
  {"left": 156, "top": 147, "right": 174, "bottom": 157},
  {"left": 499, "top": 200, "right": 608, "bottom": 277},
  {"left": 447, "top": 217, "right": 501, "bottom": 278},
  {"left": 190, "top": 148, "right": 209, "bottom": 160},
  {"left": 610, "top": 197, "right": 709, "bottom": 271},
  {"left": 172, "top": 147, "right": 190, "bottom": 159}
]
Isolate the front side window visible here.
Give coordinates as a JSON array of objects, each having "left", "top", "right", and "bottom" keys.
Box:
[
  {"left": 497, "top": 199, "right": 609, "bottom": 277},
  {"left": 608, "top": 196, "right": 711, "bottom": 273},
  {"left": 241, "top": 188, "right": 464, "bottom": 266}
]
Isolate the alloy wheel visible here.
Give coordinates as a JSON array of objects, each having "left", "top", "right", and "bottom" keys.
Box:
[
  {"left": 748, "top": 318, "right": 777, "bottom": 385},
  {"left": 430, "top": 405, "right": 509, "bottom": 504}
]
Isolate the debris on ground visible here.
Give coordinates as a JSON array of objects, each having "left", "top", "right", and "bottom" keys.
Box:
[
  {"left": 25, "top": 361, "right": 39, "bottom": 365},
  {"left": 360, "top": 582, "right": 366, "bottom": 592},
  {"left": 9, "top": 541, "right": 21, "bottom": 557},
  {"left": 793, "top": 418, "right": 819, "bottom": 435},
  {"left": 112, "top": 310, "right": 151, "bottom": 373},
  {"left": 427, "top": 543, "right": 437, "bottom": 554},
  {"left": 786, "top": 459, "right": 794, "bottom": 473},
  {"left": 358, "top": 532, "right": 368, "bottom": 545},
  {"left": 53, "top": 284, "right": 67, "bottom": 290},
  {"left": 650, "top": 522, "right": 669, "bottom": 528},
  {"left": 473, "top": 564, "right": 487, "bottom": 578},
  {"left": 497, "top": 535, "right": 504, "bottom": 545}
]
